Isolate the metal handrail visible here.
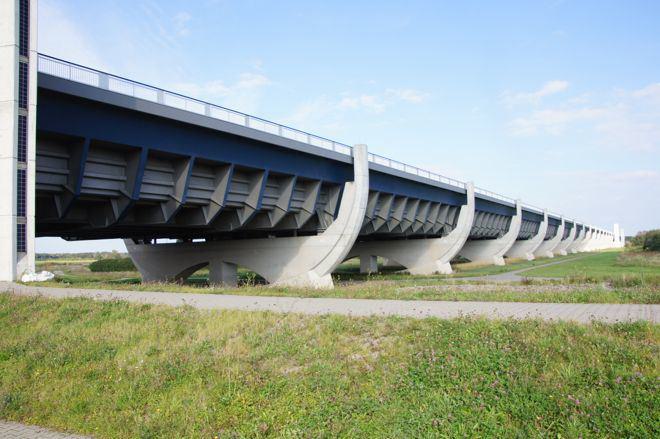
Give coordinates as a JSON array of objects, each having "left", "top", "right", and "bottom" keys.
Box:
[
  {"left": 521, "top": 202, "right": 544, "bottom": 211},
  {"left": 36, "top": 53, "right": 610, "bottom": 230},
  {"left": 474, "top": 186, "right": 516, "bottom": 204},
  {"left": 367, "top": 153, "right": 466, "bottom": 188},
  {"left": 37, "top": 53, "right": 466, "bottom": 190},
  {"left": 37, "top": 55, "right": 617, "bottom": 231}
]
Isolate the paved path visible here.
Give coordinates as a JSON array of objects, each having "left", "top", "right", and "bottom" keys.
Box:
[
  {"left": 3, "top": 282, "right": 657, "bottom": 324},
  {"left": 0, "top": 420, "right": 89, "bottom": 438},
  {"left": 451, "top": 256, "right": 583, "bottom": 282}
]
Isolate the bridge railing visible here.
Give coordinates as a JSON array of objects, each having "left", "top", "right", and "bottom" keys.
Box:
[
  {"left": 521, "top": 202, "right": 545, "bottom": 214},
  {"left": 37, "top": 54, "right": 467, "bottom": 191},
  {"left": 367, "top": 153, "right": 466, "bottom": 188},
  {"left": 474, "top": 187, "right": 516, "bottom": 204}
]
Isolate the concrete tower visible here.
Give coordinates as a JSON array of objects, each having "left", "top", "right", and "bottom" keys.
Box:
[{"left": 0, "top": 0, "right": 37, "bottom": 280}]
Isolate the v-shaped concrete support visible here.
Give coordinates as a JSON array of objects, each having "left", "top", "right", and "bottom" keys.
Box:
[
  {"left": 567, "top": 227, "right": 586, "bottom": 254},
  {"left": 534, "top": 217, "right": 565, "bottom": 258},
  {"left": 505, "top": 210, "right": 548, "bottom": 261},
  {"left": 125, "top": 145, "right": 369, "bottom": 289},
  {"left": 459, "top": 200, "right": 522, "bottom": 266},
  {"left": 346, "top": 183, "right": 475, "bottom": 275},
  {"left": 553, "top": 222, "right": 577, "bottom": 256}
]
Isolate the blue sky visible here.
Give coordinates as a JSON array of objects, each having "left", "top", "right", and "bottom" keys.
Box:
[{"left": 36, "top": 0, "right": 660, "bottom": 252}]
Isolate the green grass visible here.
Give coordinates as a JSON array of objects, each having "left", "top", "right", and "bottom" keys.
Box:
[
  {"left": 379, "top": 285, "right": 660, "bottom": 304},
  {"left": 35, "top": 258, "right": 95, "bottom": 266},
  {"left": 333, "top": 254, "right": 578, "bottom": 280},
  {"left": 88, "top": 257, "right": 136, "bottom": 272},
  {"left": 1, "top": 294, "right": 658, "bottom": 437},
  {"left": 525, "top": 251, "right": 660, "bottom": 285},
  {"left": 450, "top": 253, "right": 579, "bottom": 277},
  {"left": 22, "top": 250, "right": 660, "bottom": 304},
  {"left": 28, "top": 276, "right": 660, "bottom": 304}
]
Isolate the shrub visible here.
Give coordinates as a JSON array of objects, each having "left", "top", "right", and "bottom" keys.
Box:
[
  {"left": 642, "top": 229, "right": 660, "bottom": 251},
  {"left": 628, "top": 229, "right": 660, "bottom": 249},
  {"left": 628, "top": 232, "right": 645, "bottom": 247},
  {"left": 88, "top": 257, "right": 136, "bottom": 272}
]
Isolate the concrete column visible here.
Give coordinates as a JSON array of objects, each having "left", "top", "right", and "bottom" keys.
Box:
[
  {"left": 0, "top": 0, "right": 37, "bottom": 281},
  {"left": 554, "top": 221, "right": 576, "bottom": 256},
  {"left": 533, "top": 217, "right": 565, "bottom": 258},
  {"left": 597, "top": 230, "right": 605, "bottom": 250},
  {"left": 346, "top": 182, "right": 475, "bottom": 275},
  {"left": 360, "top": 255, "right": 378, "bottom": 274},
  {"left": 125, "top": 144, "right": 369, "bottom": 289},
  {"left": 598, "top": 232, "right": 604, "bottom": 250},
  {"left": 613, "top": 224, "right": 620, "bottom": 247},
  {"left": 505, "top": 209, "right": 548, "bottom": 261},
  {"left": 209, "top": 260, "right": 238, "bottom": 286},
  {"left": 601, "top": 230, "right": 612, "bottom": 250},
  {"left": 0, "top": 0, "right": 18, "bottom": 281},
  {"left": 583, "top": 227, "right": 594, "bottom": 252},
  {"left": 608, "top": 230, "right": 617, "bottom": 249},
  {"left": 381, "top": 258, "right": 402, "bottom": 268},
  {"left": 578, "top": 227, "right": 594, "bottom": 252},
  {"left": 567, "top": 225, "right": 586, "bottom": 254},
  {"left": 592, "top": 229, "right": 602, "bottom": 251},
  {"left": 458, "top": 199, "right": 522, "bottom": 266}
]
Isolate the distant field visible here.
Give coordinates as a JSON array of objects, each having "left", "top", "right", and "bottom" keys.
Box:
[
  {"left": 22, "top": 250, "right": 660, "bottom": 304},
  {"left": 36, "top": 258, "right": 96, "bottom": 266},
  {"left": 334, "top": 254, "right": 579, "bottom": 279},
  {"left": 0, "top": 294, "right": 657, "bottom": 438},
  {"left": 524, "top": 251, "right": 660, "bottom": 285}
]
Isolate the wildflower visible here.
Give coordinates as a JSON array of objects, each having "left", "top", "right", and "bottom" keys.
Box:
[{"left": 567, "top": 394, "right": 581, "bottom": 406}]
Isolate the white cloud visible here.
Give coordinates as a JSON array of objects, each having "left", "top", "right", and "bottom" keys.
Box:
[
  {"left": 506, "top": 82, "right": 660, "bottom": 152},
  {"left": 386, "top": 88, "right": 428, "bottom": 103},
  {"left": 610, "top": 170, "right": 659, "bottom": 181},
  {"left": 38, "top": 0, "right": 105, "bottom": 68},
  {"left": 502, "top": 80, "right": 569, "bottom": 107},
  {"left": 173, "top": 12, "right": 192, "bottom": 37},
  {"left": 509, "top": 106, "right": 608, "bottom": 136},
  {"left": 235, "top": 73, "right": 271, "bottom": 89},
  {"left": 538, "top": 168, "right": 660, "bottom": 233},
  {"left": 137, "top": 1, "right": 195, "bottom": 50},
  {"left": 546, "top": 169, "right": 659, "bottom": 183},
  {"left": 172, "top": 73, "right": 271, "bottom": 113},
  {"left": 138, "top": 1, "right": 176, "bottom": 50},
  {"left": 174, "top": 73, "right": 271, "bottom": 98},
  {"left": 284, "top": 96, "right": 338, "bottom": 130},
  {"left": 287, "top": 88, "right": 428, "bottom": 127},
  {"left": 338, "top": 94, "right": 387, "bottom": 113},
  {"left": 631, "top": 83, "right": 660, "bottom": 100},
  {"left": 595, "top": 113, "right": 660, "bottom": 152}
]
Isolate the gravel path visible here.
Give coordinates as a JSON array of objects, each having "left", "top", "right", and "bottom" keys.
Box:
[
  {"left": 0, "top": 420, "right": 89, "bottom": 438},
  {"left": 3, "top": 282, "right": 657, "bottom": 324},
  {"left": 450, "top": 256, "right": 584, "bottom": 282}
]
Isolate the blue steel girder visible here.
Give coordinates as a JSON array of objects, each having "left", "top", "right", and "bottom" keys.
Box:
[
  {"left": 517, "top": 206, "right": 544, "bottom": 240},
  {"left": 468, "top": 195, "right": 516, "bottom": 239},
  {"left": 562, "top": 220, "right": 574, "bottom": 239},
  {"left": 544, "top": 215, "right": 562, "bottom": 240},
  {"left": 35, "top": 74, "right": 489, "bottom": 241}
]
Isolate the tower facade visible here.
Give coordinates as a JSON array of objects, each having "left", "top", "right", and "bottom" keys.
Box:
[{"left": 0, "top": 0, "right": 37, "bottom": 280}]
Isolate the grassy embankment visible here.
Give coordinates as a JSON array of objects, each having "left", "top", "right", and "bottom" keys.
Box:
[
  {"left": 0, "top": 294, "right": 658, "bottom": 437},
  {"left": 27, "top": 250, "right": 660, "bottom": 304},
  {"left": 525, "top": 250, "right": 660, "bottom": 284}
]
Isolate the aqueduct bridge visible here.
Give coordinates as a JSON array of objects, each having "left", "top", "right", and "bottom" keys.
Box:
[{"left": 1, "top": 1, "right": 623, "bottom": 286}]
